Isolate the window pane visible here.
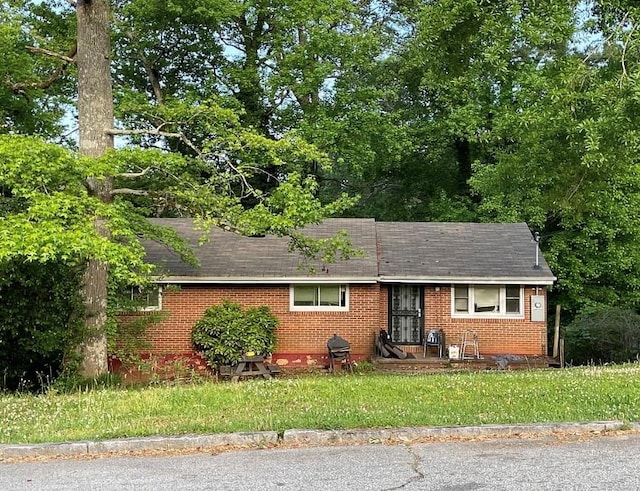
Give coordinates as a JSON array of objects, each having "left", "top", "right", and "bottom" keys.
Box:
[
  {"left": 505, "top": 286, "right": 520, "bottom": 313},
  {"left": 506, "top": 286, "right": 520, "bottom": 298},
  {"left": 292, "top": 284, "right": 347, "bottom": 308},
  {"left": 454, "top": 285, "right": 469, "bottom": 313},
  {"left": 131, "top": 286, "right": 160, "bottom": 308},
  {"left": 294, "top": 286, "right": 317, "bottom": 306},
  {"left": 506, "top": 299, "right": 520, "bottom": 313},
  {"left": 319, "top": 285, "right": 340, "bottom": 306},
  {"left": 146, "top": 288, "right": 160, "bottom": 307},
  {"left": 455, "top": 298, "right": 469, "bottom": 312},
  {"left": 474, "top": 286, "right": 499, "bottom": 313},
  {"left": 455, "top": 285, "right": 469, "bottom": 298}
]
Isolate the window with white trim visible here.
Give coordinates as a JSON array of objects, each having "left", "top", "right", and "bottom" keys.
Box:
[
  {"left": 129, "top": 285, "right": 162, "bottom": 311},
  {"left": 452, "top": 284, "right": 523, "bottom": 317},
  {"left": 290, "top": 284, "right": 348, "bottom": 311}
]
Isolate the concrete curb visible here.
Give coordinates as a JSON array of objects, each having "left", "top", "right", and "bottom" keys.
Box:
[
  {"left": 282, "top": 421, "right": 628, "bottom": 445},
  {"left": 1, "top": 421, "right": 635, "bottom": 460},
  {"left": 0, "top": 431, "right": 278, "bottom": 459}
]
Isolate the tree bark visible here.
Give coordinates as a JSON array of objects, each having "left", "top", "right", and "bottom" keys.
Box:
[{"left": 76, "top": 0, "right": 114, "bottom": 377}]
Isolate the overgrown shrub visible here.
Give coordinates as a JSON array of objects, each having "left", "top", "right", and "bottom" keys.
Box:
[
  {"left": 106, "top": 282, "right": 171, "bottom": 368},
  {"left": 564, "top": 307, "right": 640, "bottom": 365},
  {"left": 191, "top": 299, "right": 278, "bottom": 367},
  {"left": 0, "top": 261, "right": 84, "bottom": 391}
]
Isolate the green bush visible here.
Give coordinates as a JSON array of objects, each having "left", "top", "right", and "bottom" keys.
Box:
[
  {"left": 0, "top": 261, "right": 84, "bottom": 391},
  {"left": 564, "top": 307, "right": 640, "bottom": 365},
  {"left": 191, "top": 300, "right": 278, "bottom": 367}
]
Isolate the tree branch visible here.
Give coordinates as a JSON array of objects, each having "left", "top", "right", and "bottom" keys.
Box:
[
  {"left": 111, "top": 188, "right": 151, "bottom": 196},
  {"left": 619, "top": 22, "right": 637, "bottom": 87},
  {"left": 583, "top": 12, "right": 628, "bottom": 66},
  {"left": 117, "top": 167, "right": 152, "bottom": 179},
  {"left": 9, "top": 43, "right": 77, "bottom": 92},
  {"left": 124, "top": 29, "right": 164, "bottom": 104},
  {"left": 107, "top": 127, "right": 201, "bottom": 156},
  {"left": 26, "top": 46, "right": 75, "bottom": 63}
]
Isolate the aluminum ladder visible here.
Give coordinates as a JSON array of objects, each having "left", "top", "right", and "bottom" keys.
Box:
[{"left": 461, "top": 330, "right": 480, "bottom": 359}]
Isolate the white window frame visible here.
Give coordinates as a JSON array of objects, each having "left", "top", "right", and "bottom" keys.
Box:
[
  {"left": 451, "top": 284, "right": 524, "bottom": 319},
  {"left": 290, "top": 284, "right": 349, "bottom": 312},
  {"left": 130, "top": 285, "right": 163, "bottom": 312}
]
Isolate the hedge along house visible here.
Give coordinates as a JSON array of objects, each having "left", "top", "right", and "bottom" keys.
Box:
[{"left": 126, "top": 218, "right": 555, "bottom": 369}]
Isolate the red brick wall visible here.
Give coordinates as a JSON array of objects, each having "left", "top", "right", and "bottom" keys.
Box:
[
  {"left": 136, "top": 284, "right": 382, "bottom": 368},
  {"left": 119, "top": 283, "right": 547, "bottom": 368},
  {"left": 381, "top": 285, "right": 547, "bottom": 356}
]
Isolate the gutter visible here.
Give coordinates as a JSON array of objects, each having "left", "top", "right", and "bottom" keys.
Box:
[
  {"left": 152, "top": 275, "right": 555, "bottom": 286},
  {"left": 153, "top": 276, "right": 379, "bottom": 285},
  {"left": 377, "top": 276, "right": 556, "bottom": 286}
]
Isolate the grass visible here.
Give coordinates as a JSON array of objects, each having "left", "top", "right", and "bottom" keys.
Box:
[{"left": 2, "top": 364, "right": 640, "bottom": 445}]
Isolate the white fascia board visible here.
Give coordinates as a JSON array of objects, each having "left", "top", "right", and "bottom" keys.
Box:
[
  {"left": 152, "top": 276, "right": 378, "bottom": 284},
  {"left": 378, "top": 276, "right": 556, "bottom": 286}
]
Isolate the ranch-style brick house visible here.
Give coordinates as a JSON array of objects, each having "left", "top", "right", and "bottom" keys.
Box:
[{"left": 124, "top": 218, "right": 555, "bottom": 369}]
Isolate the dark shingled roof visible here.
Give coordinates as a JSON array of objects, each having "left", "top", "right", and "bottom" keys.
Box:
[
  {"left": 376, "top": 222, "right": 554, "bottom": 283},
  {"left": 143, "top": 218, "right": 555, "bottom": 284},
  {"left": 144, "top": 218, "right": 379, "bottom": 282}
]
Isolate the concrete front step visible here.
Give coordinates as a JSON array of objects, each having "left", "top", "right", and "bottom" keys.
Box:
[{"left": 372, "top": 355, "right": 556, "bottom": 372}]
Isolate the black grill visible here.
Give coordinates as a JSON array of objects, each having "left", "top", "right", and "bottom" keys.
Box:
[{"left": 327, "top": 334, "right": 352, "bottom": 372}]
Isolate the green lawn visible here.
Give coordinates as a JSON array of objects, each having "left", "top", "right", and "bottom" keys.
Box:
[{"left": 2, "top": 364, "right": 640, "bottom": 445}]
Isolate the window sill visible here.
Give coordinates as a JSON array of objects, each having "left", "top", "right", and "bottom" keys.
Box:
[
  {"left": 290, "top": 306, "right": 349, "bottom": 312},
  {"left": 451, "top": 313, "right": 524, "bottom": 320},
  {"left": 137, "top": 306, "right": 162, "bottom": 312},
  {"left": 116, "top": 305, "right": 162, "bottom": 314}
]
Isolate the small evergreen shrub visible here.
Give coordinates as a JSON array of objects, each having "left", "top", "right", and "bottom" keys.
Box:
[
  {"left": 564, "top": 307, "right": 640, "bottom": 365},
  {"left": 191, "top": 300, "right": 278, "bottom": 367}
]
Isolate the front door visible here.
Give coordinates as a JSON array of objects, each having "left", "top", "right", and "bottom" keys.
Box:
[{"left": 389, "top": 285, "right": 423, "bottom": 344}]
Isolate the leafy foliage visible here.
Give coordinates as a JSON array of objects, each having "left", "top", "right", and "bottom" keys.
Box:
[
  {"left": 0, "top": 132, "right": 355, "bottom": 281},
  {"left": 7, "top": 0, "right": 640, "bottom": 370},
  {"left": 107, "top": 310, "right": 167, "bottom": 369},
  {"left": 0, "top": 2, "right": 74, "bottom": 138},
  {"left": 192, "top": 300, "right": 278, "bottom": 367},
  {"left": 0, "top": 261, "right": 84, "bottom": 391},
  {"left": 1, "top": 0, "right": 361, "bottom": 378},
  {"left": 564, "top": 307, "right": 640, "bottom": 365},
  {"left": 0, "top": 135, "right": 153, "bottom": 283},
  {"left": 468, "top": 3, "right": 640, "bottom": 315}
]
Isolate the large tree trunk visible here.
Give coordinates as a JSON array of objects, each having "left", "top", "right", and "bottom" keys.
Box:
[{"left": 76, "top": 0, "right": 114, "bottom": 377}]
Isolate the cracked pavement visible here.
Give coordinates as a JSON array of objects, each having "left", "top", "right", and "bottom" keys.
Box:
[{"left": 2, "top": 431, "right": 640, "bottom": 490}]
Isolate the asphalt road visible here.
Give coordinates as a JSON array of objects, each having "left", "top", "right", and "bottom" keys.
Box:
[{"left": 2, "top": 432, "right": 640, "bottom": 490}]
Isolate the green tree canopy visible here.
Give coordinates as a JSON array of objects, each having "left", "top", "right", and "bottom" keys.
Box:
[
  {"left": 0, "top": 0, "right": 358, "bottom": 377},
  {"left": 470, "top": 1, "right": 640, "bottom": 314},
  {"left": 5, "top": 0, "right": 640, "bottom": 373}
]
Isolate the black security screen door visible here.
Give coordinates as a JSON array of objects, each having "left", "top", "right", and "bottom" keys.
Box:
[{"left": 389, "top": 285, "right": 423, "bottom": 344}]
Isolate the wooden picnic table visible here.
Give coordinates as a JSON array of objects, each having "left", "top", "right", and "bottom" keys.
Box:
[{"left": 230, "top": 355, "right": 272, "bottom": 382}]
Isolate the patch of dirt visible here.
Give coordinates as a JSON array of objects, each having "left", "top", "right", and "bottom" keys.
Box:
[{"left": 2, "top": 428, "right": 637, "bottom": 464}]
